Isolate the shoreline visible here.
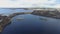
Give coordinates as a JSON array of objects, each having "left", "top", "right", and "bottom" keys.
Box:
[
  {"left": 31, "top": 9, "right": 60, "bottom": 19},
  {"left": 0, "top": 9, "right": 60, "bottom": 32},
  {"left": 0, "top": 12, "right": 32, "bottom": 32}
]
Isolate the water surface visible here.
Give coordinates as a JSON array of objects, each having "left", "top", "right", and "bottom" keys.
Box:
[
  {"left": 1, "top": 14, "right": 60, "bottom": 34},
  {"left": 0, "top": 9, "right": 60, "bottom": 34}
]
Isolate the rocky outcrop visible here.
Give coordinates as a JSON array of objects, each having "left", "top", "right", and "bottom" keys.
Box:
[{"left": 32, "top": 9, "right": 60, "bottom": 19}]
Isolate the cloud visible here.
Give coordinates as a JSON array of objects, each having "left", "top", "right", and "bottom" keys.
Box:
[{"left": 0, "top": 0, "right": 60, "bottom": 8}]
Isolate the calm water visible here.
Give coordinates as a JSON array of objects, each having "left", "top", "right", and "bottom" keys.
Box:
[
  {"left": 0, "top": 9, "right": 60, "bottom": 34},
  {"left": 0, "top": 8, "right": 33, "bottom": 16}
]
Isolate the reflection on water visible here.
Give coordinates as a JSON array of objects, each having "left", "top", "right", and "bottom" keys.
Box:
[
  {"left": 16, "top": 18, "right": 24, "bottom": 21},
  {"left": 1, "top": 14, "right": 60, "bottom": 34},
  {"left": 39, "top": 17, "right": 48, "bottom": 21}
]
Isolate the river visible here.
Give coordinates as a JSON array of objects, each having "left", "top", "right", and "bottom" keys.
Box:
[{"left": 0, "top": 8, "right": 60, "bottom": 34}]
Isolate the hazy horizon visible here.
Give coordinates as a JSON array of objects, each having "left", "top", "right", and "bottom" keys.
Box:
[{"left": 0, "top": 0, "right": 60, "bottom": 8}]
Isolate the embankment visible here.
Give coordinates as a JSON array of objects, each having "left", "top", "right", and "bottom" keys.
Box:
[
  {"left": 31, "top": 10, "right": 60, "bottom": 19},
  {"left": 0, "top": 12, "right": 32, "bottom": 33}
]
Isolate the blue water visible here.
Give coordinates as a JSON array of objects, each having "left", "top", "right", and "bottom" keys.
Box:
[
  {"left": 0, "top": 8, "right": 33, "bottom": 16},
  {"left": 0, "top": 9, "right": 60, "bottom": 34}
]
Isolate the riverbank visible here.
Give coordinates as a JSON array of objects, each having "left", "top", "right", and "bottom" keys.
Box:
[
  {"left": 31, "top": 9, "right": 60, "bottom": 19},
  {"left": 0, "top": 9, "right": 60, "bottom": 33},
  {"left": 0, "top": 12, "right": 32, "bottom": 32}
]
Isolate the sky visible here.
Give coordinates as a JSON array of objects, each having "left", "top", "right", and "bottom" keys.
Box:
[{"left": 0, "top": 0, "right": 60, "bottom": 8}]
